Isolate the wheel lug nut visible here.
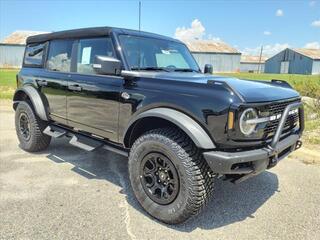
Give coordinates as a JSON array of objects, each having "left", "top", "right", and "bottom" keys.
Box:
[
  {"left": 155, "top": 172, "right": 158, "bottom": 175},
  {"left": 158, "top": 180, "right": 161, "bottom": 183},
  {"left": 167, "top": 178, "right": 170, "bottom": 181},
  {"left": 164, "top": 170, "right": 167, "bottom": 173},
  {"left": 159, "top": 167, "right": 162, "bottom": 170}
]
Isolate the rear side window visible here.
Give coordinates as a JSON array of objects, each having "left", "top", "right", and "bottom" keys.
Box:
[
  {"left": 46, "top": 40, "right": 73, "bottom": 72},
  {"left": 24, "top": 43, "right": 46, "bottom": 67},
  {"left": 76, "top": 37, "right": 115, "bottom": 74}
]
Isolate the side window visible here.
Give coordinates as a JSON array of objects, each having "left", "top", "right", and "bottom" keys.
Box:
[
  {"left": 76, "top": 37, "right": 115, "bottom": 74},
  {"left": 24, "top": 43, "right": 46, "bottom": 67},
  {"left": 46, "top": 40, "right": 73, "bottom": 72}
]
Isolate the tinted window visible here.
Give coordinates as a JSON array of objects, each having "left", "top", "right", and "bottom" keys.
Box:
[
  {"left": 24, "top": 43, "right": 46, "bottom": 66},
  {"left": 47, "top": 40, "right": 73, "bottom": 72},
  {"left": 76, "top": 38, "right": 115, "bottom": 74}
]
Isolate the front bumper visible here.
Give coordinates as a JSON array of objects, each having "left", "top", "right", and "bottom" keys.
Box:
[{"left": 203, "top": 101, "right": 304, "bottom": 183}]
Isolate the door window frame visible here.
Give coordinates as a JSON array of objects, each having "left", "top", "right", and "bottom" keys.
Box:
[
  {"left": 44, "top": 35, "right": 124, "bottom": 78},
  {"left": 44, "top": 39, "right": 77, "bottom": 74},
  {"left": 23, "top": 41, "right": 48, "bottom": 68},
  {"left": 72, "top": 36, "right": 118, "bottom": 77}
]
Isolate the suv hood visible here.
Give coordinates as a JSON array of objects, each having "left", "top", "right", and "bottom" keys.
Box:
[{"left": 136, "top": 71, "right": 300, "bottom": 103}]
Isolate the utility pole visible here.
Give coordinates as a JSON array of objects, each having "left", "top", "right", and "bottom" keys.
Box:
[
  {"left": 139, "top": 1, "right": 141, "bottom": 31},
  {"left": 258, "top": 45, "right": 263, "bottom": 73}
]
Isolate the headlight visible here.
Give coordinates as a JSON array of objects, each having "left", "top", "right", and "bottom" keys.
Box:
[{"left": 239, "top": 108, "right": 258, "bottom": 136}]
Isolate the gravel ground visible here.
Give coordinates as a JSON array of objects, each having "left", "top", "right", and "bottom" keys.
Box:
[{"left": 1, "top": 100, "right": 320, "bottom": 240}]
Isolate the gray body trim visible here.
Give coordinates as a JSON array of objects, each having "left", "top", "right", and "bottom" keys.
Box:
[
  {"left": 125, "top": 108, "right": 216, "bottom": 149},
  {"left": 13, "top": 85, "right": 48, "bottom": 121}
]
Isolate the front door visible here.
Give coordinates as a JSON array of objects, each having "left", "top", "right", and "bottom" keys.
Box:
[{"left": 67, "top": 37, "right": 122, "bottom": 142}]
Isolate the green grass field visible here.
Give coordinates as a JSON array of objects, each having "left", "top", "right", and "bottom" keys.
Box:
[{"left": 0, "top": 69, "right": 18, "bottom": 99}]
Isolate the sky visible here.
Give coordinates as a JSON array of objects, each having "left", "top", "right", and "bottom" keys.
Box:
[{"left": 0, "top": 0, "right": 319, "bottom": 56}]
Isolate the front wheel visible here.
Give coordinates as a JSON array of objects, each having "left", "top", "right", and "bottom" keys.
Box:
[
  {"left": 128, "top": 127, "right": 214, "bottom": 224},
  {"left": 15, "top": 101, "right": 51, "bottom": 152}
]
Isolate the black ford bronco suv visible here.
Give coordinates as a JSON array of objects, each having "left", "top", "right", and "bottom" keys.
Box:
[{"left": 14, "top": 27, "right": 304, "bottom": 224}]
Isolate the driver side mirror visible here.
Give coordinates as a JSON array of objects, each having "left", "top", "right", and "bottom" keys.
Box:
[
  {"left": 93, "top": 55, "right": 122, "bottom": 75},
  {"left": 204, "top": 64, "right": 213, "bottom": 74}
]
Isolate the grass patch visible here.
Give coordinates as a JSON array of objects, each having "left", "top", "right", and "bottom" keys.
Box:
[{"left": 0, "top": 69, "right": 18, "bottom": 99}]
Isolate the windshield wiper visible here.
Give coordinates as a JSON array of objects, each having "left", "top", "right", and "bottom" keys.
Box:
[
  {"left": 131, "top": 67, "right": 170, "bottom": 72},
  {"left": 173, "top": 68, "right": 199, "bottom": 73}
]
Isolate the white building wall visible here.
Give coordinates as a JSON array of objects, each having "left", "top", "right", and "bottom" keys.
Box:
[
  {"left": 240, "top": 63, "right": 265, "bottom": 73},
  {"left": 0, "top": 44, "right": 25, "bottom": 68},
  {"left": 192, "top": 53, "right": 241, "bottom": 73}
]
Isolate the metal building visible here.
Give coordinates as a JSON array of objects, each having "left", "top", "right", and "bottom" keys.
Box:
[
  {"left": 265, "top": 48, "right": 320, "bottom": 75},
  {"left": 0, "top": 31, "right": 47, "bottom": 68},
  {"left": 240, "top": 55, "right": 267, "bottom": 73},
  {"left": 184, "top": 40, "right": 241, "bottom": 73}
]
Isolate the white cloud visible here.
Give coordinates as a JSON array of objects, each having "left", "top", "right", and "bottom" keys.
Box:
[
  {"left": 175, "top": 19, "right": 205, "bottom": 40},
  {"left": 304, "top": 41, "right": 320, "bottom": 49},
  {"left": 311, "top": 19, "right": 320, "bottom": 27},
  {"left": 276, "top": 9, "right": 284, "bottom": 17},
  {"left": 263, "top": 31, "right": 272, "bottom": 35},
  {"left": 242, "top": 43, "right": 290, "bottom": 56},
  {"left": 309, "top": 1, "right": 317, "bottom": 7}
]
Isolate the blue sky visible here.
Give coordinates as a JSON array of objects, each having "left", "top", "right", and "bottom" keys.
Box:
[{"left": 0, "top": 0, "right": 319, "bottom": 55}]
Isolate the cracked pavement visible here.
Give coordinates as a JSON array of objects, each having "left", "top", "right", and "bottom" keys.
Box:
[{"left": 1, "top": 100, "right": 320, "bottom": 240}]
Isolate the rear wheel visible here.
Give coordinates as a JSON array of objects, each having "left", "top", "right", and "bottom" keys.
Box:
[
  {"left": 15, "top": 101, "right": 51, "bottom": 152},
  {"left": 128, "top": 127, "right": 214, "bottom": 224}
]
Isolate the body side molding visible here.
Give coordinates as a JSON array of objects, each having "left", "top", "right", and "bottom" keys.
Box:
[
  {"left": 13, "top": 85, "right": 48, "bottom": 121},
  {"left": 125, "top": 108, "right": 216, "bottom": 149}
]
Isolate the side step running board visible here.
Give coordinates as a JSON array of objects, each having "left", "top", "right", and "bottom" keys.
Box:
[
  {"left": 43, "top": 124, "right": 128, "bottom": 156},
  {"left": 43, "top": 125, "right": 66, "bottom": 138},
  {"left": 69, "top": 135, "right": 103, "bottom": 152}
]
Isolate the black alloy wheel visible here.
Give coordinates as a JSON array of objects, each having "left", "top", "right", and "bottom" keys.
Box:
[
  {"left": 18, "top": 112, "right": 31, "bottom": 141},
  {"left": 140, "top": 152, "right": 179, "bottom": 205}
]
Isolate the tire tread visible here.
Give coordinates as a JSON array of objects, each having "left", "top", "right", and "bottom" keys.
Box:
[{"left": 130, "top": 127, "right": 214, "bottom": 223}]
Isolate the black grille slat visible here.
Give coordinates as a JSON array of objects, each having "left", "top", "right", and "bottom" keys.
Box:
[{"left": 262, "top": 100, "right": 300, "bottom": 138}]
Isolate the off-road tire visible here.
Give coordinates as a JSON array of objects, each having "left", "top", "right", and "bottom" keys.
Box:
[
  {"left": 15, "top": 101, "right": 51, "bottom": 152},
  {"left": 128, "top": 127, "right": 214, "bottom": 224}
]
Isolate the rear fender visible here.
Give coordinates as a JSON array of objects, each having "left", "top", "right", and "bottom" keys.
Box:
[{"left": 13, "top": 85, "right": 48, "bottom": 121}]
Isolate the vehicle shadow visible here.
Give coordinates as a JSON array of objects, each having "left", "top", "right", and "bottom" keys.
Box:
[{"left": 42, "top": 137, "right": 279, "bottom": 232}]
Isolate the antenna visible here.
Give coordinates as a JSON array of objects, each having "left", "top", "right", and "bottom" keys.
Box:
[
  {"left": 139, "top": 1, "right": 141, "bottom": 31},
  {"left": 138, "top": 1, "right": 141, "bottom": 71}
]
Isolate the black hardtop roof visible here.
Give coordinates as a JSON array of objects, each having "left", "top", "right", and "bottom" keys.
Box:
[{"left": 26, "top": 26, "right": 182, "bottom": 44}]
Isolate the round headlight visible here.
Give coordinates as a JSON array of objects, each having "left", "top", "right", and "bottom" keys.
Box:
[{"left": 240, "top": 108, "right": 258, "bottom": 136}]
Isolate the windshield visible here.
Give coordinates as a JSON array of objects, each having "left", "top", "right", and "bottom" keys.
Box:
[{"left": 119, "top": 35, "right": 200, "bottom": 72}]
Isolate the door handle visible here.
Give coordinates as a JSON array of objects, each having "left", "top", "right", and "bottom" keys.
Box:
[
  {"left": 36, "top": 79, "right": 47, "bottom": 86},
  {"left": 68, "top": 84, "right": 82, "bottom": 91}
]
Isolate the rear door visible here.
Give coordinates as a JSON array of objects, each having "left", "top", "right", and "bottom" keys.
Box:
[
  {"left": 67, "top": 37, "right": 122, "bottom": 141},
  {"left": 38, "top": 39, "right": 74, "bottom": 124}
]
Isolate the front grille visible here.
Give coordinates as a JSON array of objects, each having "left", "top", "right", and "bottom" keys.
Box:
[{"left": 262, "top": 99, "right": 300, "bottom": 139}]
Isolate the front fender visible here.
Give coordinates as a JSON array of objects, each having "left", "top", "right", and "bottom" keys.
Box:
[
  {"left": 13, "top": 85, "right": 48, "bottom": 121},
  {"left": 124, "top": 107, "right": 216, "bottom": 149}
]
